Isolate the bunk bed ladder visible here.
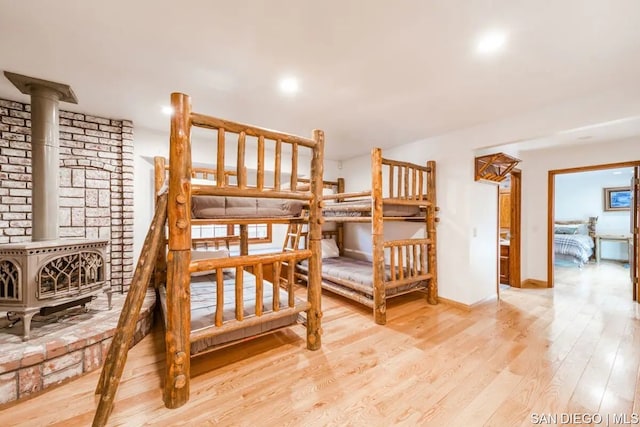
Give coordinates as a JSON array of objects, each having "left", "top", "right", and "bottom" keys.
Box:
[
  {"left": 281, "top": 210, "right": 308, "bottom": 286},
  {"left": 283, "top": 224, "right": 308, "bottom": 252},
  {"left": 93, "top": 192, "right": 168, "bottom": 427}
]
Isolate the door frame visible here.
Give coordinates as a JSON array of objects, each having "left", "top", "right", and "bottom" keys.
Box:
[
  {"left": 510, "top": 169, "right": 522, "bottom": 288},
  {"left": 547, "top": 160, "right": 640, "bottom": 290},
  {"left": 632, "top": 166, "right": 640, "bottom": 300},
  {"left": 497, "top": 169, "right": 522, "bottom": 295}
]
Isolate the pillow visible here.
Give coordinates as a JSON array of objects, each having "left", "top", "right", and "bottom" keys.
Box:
[
  {"left": 575, "top": 224, "right": 589, "bottom": 235},
  {"left": 321, "top": 239, "right": 340, "bottom": 258},
  {"left": 323, "top": 187, "right": 336, "bottom": 196},
  {"left": 191, "top": 248, "right": 231, "bottom": 276},
  {"left": 554, "top": 223, "right": 590, "bottom": 235},
  {"left": 554, "top": 226, "right": 578, "bottom": 235}
]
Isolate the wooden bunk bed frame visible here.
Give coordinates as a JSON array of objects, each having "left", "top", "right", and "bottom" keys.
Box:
[
  {"left": 157, "top": 92, "right": 324, "bottom": 409},
  {"left": 299, "top": 148, "right": 438, "bottom": 325},
  {"left": 94, "top": 93, "right": 325, "bottom": 421}
]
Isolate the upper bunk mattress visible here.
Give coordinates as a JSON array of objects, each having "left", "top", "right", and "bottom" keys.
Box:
[
  {"left": 323, "top": 199, "right": 421, "bottom": 217},
  {"left": 192, "top": 196, "right": 306, "bottom": 219},
  {"left": 187, "top": 270, "right": 301, "bottom": 354}
]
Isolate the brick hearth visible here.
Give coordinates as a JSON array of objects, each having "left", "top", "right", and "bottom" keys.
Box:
[{"left": 0, "top": 290, "right": 155, "bottom": 406}]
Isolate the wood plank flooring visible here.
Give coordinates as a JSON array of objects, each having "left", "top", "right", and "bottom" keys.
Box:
[{"left": 1, "top": 262, "right": 638, "bottom": 426}]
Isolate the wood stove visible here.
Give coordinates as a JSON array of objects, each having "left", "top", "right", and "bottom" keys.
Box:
[
  {"left": 0, "top": 72, "right": 111, "bottom": 340},
  {"left": 0, "top": 239, "right": 109, "bottom": 339}
]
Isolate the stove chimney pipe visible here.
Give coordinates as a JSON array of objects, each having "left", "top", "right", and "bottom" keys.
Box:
[{"left": 4, "top": 72, "right": 78, "bottom": 241}]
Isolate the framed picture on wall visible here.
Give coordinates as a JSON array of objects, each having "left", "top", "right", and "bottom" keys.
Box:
[{"left": 603, "top": 186, "right": 631, "bottom": 211}]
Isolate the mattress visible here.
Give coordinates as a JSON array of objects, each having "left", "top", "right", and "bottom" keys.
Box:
[
  {"left": 323, "top": 200, "right": 421, "bottom": 217},
  {"left": 554, "top": 234, "right": 594, "bottom": 266},
  {"left": 192, "top": 196, "right": 306, "bottom": 219},
  {"left": 299, "top": 256, "right": 426, "bottom": 297},
  {"left": 188, "top": 270, "right": 300, "bottom": 354}
]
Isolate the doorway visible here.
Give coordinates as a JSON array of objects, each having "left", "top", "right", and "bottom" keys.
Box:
[
  {"left": 547, "top": 161, "right": 640, "bottom": 301},
  {"left": 498, "top": 169, "right": 522, "bottom": 291}
]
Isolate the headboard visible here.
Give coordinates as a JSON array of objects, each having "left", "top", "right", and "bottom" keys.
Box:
[{"left": 554, "top": 217, "right": 598, "bottom": 238}]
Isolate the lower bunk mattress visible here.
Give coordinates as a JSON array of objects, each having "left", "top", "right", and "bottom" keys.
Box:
[
  {"left": 299, "top": 256, "right": 427, "bottom": 299},
  {"left": 161, "top": 270, "right": 301, "bottom": 355},
  {"left": 323, "top": 200, "right": 422, "bottom": 217}
]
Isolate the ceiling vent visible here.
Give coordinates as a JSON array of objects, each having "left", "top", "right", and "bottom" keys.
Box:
[{"left": 474, "top": 152, "right": 520, "bottom": 183}]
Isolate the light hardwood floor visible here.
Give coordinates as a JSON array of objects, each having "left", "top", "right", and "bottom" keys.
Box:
[{"left": 1, "top": 262, "right": 638, "bottom": 426}]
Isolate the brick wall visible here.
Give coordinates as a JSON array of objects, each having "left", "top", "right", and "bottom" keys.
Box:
[{"left": 0, "top": 98, "right": 134, "bottom": 292}]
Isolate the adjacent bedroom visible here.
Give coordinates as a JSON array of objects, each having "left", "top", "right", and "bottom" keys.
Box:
[{"left": 553, "top": 167, "right": 634, "bottom": 297}]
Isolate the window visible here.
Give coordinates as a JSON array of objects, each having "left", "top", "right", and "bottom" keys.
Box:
[
  {"left": 191, "top": 224, "right": 272, "bottom": 246},
  {"left": 232, "top": 224, "right": 270, "bottom": 241}
]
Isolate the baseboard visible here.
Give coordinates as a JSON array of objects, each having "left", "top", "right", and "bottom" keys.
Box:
[
  {"left": 439, "top": 296, "right": 472, "bottom": 311},
  {"left": 439, "top": 294, "right": 498, "bottom": 311},
  {"left": 522, "top": 278, "right": 548, "bottom": 288},
  {"left": 471, "top": 294, "right": 498, "bottom": 308}
]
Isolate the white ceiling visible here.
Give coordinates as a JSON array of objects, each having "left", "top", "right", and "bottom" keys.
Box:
[{"left": 1, "top": 0, "right": 639, "bottom": 160}]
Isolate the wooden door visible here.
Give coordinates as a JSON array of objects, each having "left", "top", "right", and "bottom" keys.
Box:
[
  {"left": 632, "top": 167, "right": 640, "bottom": 300},
  {"left": 499, "top": 191, "right": 511, "bottom": 229},
  {"left": 499, "top": 244, "right": 509, "bottom": 284}
]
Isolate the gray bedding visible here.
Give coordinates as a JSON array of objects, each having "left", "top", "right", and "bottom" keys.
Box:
[
  {"left": 192, "top": 196, "right": 306, "bottom": 219},
  {"left": 299, "top": 256, "right": 426, "bottom": 297},
  {"left": 554, "top": 234, "right": 594, "bottom": 266},
  {"left": 323, "top": 200, "right": 421, "bottom": 217},
  {"left": 189, "top": 270, "right": 300, "bottom": 354}
]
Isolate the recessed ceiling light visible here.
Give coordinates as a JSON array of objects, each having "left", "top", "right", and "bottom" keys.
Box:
[
  {"left": 613, "top": 171, "right": 623, "bottom": 175},
  {"left": 161, "top": 106, "right": 174, "bottom": 115},
  {"left": 279, "top": 76, "right": 299, "bottom": 95},
  {"left": 476, "top": 30, "right": 507, "bottom": 55}
]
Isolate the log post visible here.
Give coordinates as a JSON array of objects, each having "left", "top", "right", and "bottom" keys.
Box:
[
  {"left": 371, "top": 148, "right": 386, "bottom": 324},
  {"left": 239, "top": 224, "right": 249, "bottom": 256},
  {"left": 164, "top": 92, "right": 192, "bottom": 408},
  {"left": 306, "top": 129, "right": 324, "bottom": 350},
  {"left": 237, "top": 132, "right": 246, "bottom": 188},
  {"left": 93, "top": 193, "right": 168, "bottom": 427},
  {"left": 154, "top": 156, "right": 167, "bottom": 289},
  {"left": 274, "top": 139, "right": 282, "bottom": 190},
  {"left": 337, "top": 177, "right": 345, "bottom": 255},
  {"left": 257, "top": 135, "right": 265, "bottom": 190},
  {"left": 426, "top": 160, "right": 438, "bottom": 305},
  {"left": 290, "top": 142, "right": 298, "bottom": 190}
]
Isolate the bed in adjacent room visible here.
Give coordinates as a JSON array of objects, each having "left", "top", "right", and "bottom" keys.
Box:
[{"left": 553, "top": 219, "right": 597, "bottom": 267}]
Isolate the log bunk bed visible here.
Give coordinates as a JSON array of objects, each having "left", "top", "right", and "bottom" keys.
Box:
[
  {"left": 297, "top": 148, "right": 438, "bottom": 325},
  {"left": 155, "top": 92, "right": 325, "bottom": 410}
]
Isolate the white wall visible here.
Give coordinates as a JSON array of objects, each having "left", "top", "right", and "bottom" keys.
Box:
[
  {"left": 520, "top": 137, "right": 639, "bottom": 279},
  {"left": 133, "top": 127, "right": 340, "bottom": 259}
]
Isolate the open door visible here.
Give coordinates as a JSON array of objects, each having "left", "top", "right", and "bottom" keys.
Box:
[{"left": 632, "top": 167, "right": 640, "bottom": 301}]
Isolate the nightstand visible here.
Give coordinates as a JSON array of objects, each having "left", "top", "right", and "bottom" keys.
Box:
[{"left": 595, "top": 234, "right": 632, "bottom": 263}]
